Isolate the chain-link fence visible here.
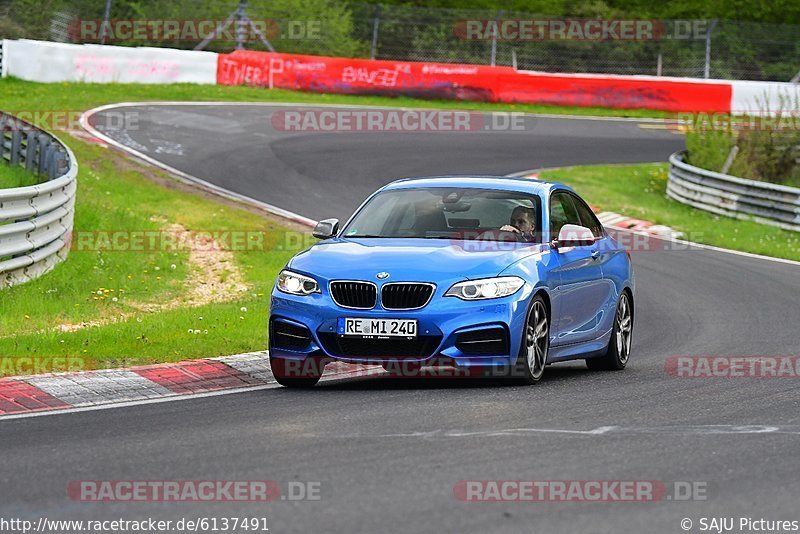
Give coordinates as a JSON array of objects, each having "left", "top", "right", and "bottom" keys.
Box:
[{"left": 1, "top": 0, "right": 798, "bottom": 81}]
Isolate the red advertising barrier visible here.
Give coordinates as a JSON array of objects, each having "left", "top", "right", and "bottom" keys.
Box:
[
  {"left": 216, "top": 50, "right": 732, "bottom": 112},
  {"left": 217, "top": 50, "right": 504, "bottom": 101},
  {"left": 496, "top": 71, "right": 732, "bottom": 112}
]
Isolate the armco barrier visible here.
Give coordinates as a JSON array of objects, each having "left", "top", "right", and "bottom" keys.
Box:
[
  {"left": 2, "top": 39, "right": 217, "bottom": 84},
  {"left": 216, "top": 50, "right": 734, "bottom": 112},
  {"left": 667, "top": 151, "right": 800, "bottom": 232},
  {"left": 0, "top": 112, "right": 77, "bottom": 288}
]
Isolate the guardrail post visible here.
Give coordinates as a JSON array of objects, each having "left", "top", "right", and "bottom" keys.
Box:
[
  {"left": 10, "top": 129, "right": 21, "bottom": 165},
  {"left": 24, "top": 130, "right": 37, "bottom": 172},
  {"left": 38, "top": 134, "right": 52, "bottom": 175}
]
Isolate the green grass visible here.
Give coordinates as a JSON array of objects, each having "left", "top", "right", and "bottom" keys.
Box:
[
  {"left": 0, "top": 77, "right": 667, "bottom": 119},
  {"left": 541, "top": 163, "right": 800, "bottom": 261},
  {"left": 0, "top": 131, "right": 306, "bottom": 374},
  {"left": 0, "top": 162, "right": 42, "bottom": 188}
]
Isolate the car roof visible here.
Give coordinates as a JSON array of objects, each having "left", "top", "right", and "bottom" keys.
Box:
[{"left": 380, "top": 175, "right": 575, "bottom": 197}]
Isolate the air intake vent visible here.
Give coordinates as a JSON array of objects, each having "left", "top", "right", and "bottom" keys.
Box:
[
  {"left": 455, "top": 327, "right": 509, "bottom": 355},
  {"left": 330, "top": 281, "right": 377, "bottom": 309},
  {"left": 271, "top": 320, "right": 312, "bottom": 349},
  {"left": 381, "top": 283, "right": 435, "bottom": 310},
  {"left": 318, "top": 333, "right": 441, "bottom": 359}
]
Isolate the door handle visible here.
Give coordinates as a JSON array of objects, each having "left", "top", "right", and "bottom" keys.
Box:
[{"left": 591, "top": 250, "right": 600, "bottom": 260}]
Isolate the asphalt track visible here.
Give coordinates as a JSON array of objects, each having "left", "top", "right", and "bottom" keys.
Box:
[{"left": 3, "top": 104, "right": 800, "bottom": 534}]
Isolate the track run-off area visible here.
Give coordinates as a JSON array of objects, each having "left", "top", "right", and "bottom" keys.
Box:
[{"left": 2, "top": 103, "right": 799, "bottom": 534}]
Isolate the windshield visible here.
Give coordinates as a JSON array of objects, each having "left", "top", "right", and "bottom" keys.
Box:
[{"left": 341, "top": 187, "right": 542, "bottom": 242}]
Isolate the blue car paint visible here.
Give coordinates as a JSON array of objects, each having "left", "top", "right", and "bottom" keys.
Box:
[{"left": 269, "top": 176, "right": 633, "bottom": 369}]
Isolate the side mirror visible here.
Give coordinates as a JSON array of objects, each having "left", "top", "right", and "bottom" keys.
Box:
[
  {"left": 552, "top": 224, "right": 596, "bottom": 249},
  {"left": 312, "top": 218, "right": 339, "bottom": 239}
]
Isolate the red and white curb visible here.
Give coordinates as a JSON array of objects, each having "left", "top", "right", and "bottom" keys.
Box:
[
  {"left": 0, "top": 353, "right": 381, "bottom": 419},
  {"left": 595, "top": 211, "right": 682, "bottom": 240}
]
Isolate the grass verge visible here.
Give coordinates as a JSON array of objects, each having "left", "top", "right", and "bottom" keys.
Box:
[
  {"left": 541, "top": 163, "right": 800, "bottom": 261},
  {"left": 0, "top": 77, "right": 667, "bottom": 119},
  {"left": 0, "top": 162, "right": 41, "bottom": 188},
  {"left": 0, "top": 126, "right": 309, "bottom": 377}
]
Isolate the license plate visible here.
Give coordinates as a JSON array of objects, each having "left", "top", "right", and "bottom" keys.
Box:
[{"left": 338, "top": 318, "right": 417, "bottom": 338}]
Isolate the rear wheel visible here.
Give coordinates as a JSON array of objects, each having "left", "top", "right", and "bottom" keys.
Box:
[
  {"left": 514, "top": 295, "right": 549, "bottom": 384},
  {"left": 270, "top": 356, "right": 322, "bottom": 388},
  {"left": 586, "top": 292, "right": 633, "bottom": 371}
]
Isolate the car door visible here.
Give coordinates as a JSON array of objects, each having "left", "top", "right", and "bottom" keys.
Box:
[
  {"left": 549, "top": 191, "right": 607, "bottom": 346},
  {"left": 570, "top": 192, "right": 619, "bottom": 330}
]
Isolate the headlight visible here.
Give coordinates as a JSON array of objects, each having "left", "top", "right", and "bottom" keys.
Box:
[
  {"left": 277, "top": 270, "right": 320, "bottom": 296},
  {"left": 445, "top": 276, "right": 525, "bottom": 300}
]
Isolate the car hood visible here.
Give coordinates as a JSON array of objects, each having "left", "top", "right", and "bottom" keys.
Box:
[{"left": 287, "top": 238, "right": 546, "bottom": 284}]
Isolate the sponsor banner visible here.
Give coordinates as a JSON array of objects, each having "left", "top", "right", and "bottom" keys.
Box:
[
  {"left": 217, "top": 50, "right": 501, "bottom": 101},
  {"left": 496, "top": 70, "right": 732, "bottom": 112},
  {"left": 216, "top": 50, "right": 732, "bottom": 112}
]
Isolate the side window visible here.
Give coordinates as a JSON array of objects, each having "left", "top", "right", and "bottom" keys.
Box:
[
  {"left": 549, "top": 192, "right": 580, "bottom": 239},
  {"left": 570, "top": 195, "right": 604, "bottom": 238}
]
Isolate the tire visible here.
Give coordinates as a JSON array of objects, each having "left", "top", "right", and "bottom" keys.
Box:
[
  {"left": 270, "top": 355, "right": 322, "bottom": 388},
  {"left": 513, "top": 295, "right": 549, "bottom": 384},
  {"left": 586, "top": 291, "right": 633, "bottom": 371}
]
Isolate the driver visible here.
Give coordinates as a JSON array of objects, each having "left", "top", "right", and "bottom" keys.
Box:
[{"left": 499, "top": 206, "right": 536, "bottom": 241}]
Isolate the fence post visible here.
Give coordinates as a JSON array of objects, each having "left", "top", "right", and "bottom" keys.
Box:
[
  {"left": 236, "top": 0, "right": 248, "bottom": 50},
  {"left": 370, "top": 5, "right": 381, "bottom": 60},
  {"left": 657, "top": 53, "right": 663, "bottom": 76},
  {"left": 704, "top": 19, "right": 718, "bottom": 79},
  {"left": 99, "top": 0, "right": 112, "bottom": 44},
  {"left": 490, "top": 10, "right": 503, "bottom": 67}
]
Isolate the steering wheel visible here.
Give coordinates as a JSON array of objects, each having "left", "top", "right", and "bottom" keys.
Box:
[{"left": 476, "top": 229, "right": 526, "bottom": 242}]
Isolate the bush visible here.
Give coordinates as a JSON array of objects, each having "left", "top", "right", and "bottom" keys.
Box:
[{"left": 685, "top": 99, "right": 800, "bottom": 187}]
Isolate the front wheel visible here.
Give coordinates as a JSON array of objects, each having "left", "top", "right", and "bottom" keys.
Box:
[
  {"left": 270, "top": 356, "right": 322, "bottom": 388},
  {"left": 586, "top": 292, "right": 633, "bottom": 371},
  {"left": 514, "top": 295, "right": 549, "bottom": 384}
]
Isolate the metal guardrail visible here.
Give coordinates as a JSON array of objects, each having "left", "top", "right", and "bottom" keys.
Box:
[
  {"left": 667, "top": 151, "right": 800, "bottom": 232},
  {"left": 0, "top": 111, "right": 77, "bottom": 288}
]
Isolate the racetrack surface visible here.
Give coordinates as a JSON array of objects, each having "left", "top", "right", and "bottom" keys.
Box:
[{"left": 3, "top": 104, "right": 799, "bottom": 533}]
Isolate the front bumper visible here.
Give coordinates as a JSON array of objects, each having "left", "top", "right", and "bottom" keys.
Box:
[{"left": 268, "top": 285, "right": 533, "bottom": 368}]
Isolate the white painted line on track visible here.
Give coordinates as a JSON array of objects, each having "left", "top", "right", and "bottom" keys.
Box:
[
  {"left": 0, "top": 369, "right": 385, "bottom": 422},
  {"left": 80, "top": 103, "right": 317, "bottom": 228},
  {"left": 0, "top": 384, "right": 279, "bottom": 422}
]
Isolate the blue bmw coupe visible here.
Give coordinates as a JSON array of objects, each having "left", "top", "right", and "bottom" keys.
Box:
[{"left": 269, "top": 176, "right": 634, "bottom": 387}]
